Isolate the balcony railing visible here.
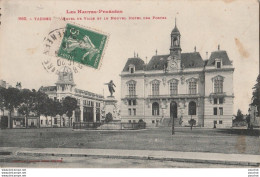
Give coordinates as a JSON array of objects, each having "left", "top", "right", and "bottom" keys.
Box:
[
  {"left": 125, "top": 95, "right": 138, "bottom": 98},
  {"left": 210, "top": 92, "right": 226, "bottom": 97},
  {"left": 148, "top": 94, "right": 201, "bottom": 99}
]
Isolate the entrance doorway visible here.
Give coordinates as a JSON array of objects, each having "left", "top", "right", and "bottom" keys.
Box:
[
  {"left": 83, "top": 106, "right": 94, "bottom": 122},
  {"left": 170, "top": 101, "right": 178, "bottom": 119}
]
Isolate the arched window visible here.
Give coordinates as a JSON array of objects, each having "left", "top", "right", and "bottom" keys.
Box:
[
  {"left": 213, "top": 76, "right": 224, "bottom": 93},
  {"left": 152, "top": 102, "right": 159, "bottom": 116},
  {"left": 188, "top": 101, "right": 196, "bottom": 115}
]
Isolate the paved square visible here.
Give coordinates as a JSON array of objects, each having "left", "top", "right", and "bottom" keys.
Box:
[{"left": 0, "top": 127, "right": 259, "bottom": 155}]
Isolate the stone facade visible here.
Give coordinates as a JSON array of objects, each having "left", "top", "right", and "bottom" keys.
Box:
[
  {"left": 40, "top": 67, "right": 104, "bottom": 127},
  {"left": 120, "top": 22, "right": 234, "bottom": 128}
]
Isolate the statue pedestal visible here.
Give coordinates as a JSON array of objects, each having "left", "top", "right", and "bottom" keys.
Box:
[{"left": 104, "top": 96, "right": 120, "bottom": 120}]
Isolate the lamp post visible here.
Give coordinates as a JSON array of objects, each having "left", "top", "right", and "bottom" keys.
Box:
[
  {"left": 163, "top": 63, "right": 175, "bottom": 135},
  {"left": 172, "top": 103, "right": 175, "bottom": 135}
]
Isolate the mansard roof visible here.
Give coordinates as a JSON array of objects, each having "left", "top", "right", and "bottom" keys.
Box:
[
  {"left": 122, "top": 57, "right": 145, "bottom": 72},
  {"left": 207, "top": 50, "right": 232, "bottom": 66},
  {"left": 181, "top": 52, "right": 204, "bottom": 68},
  {"left": 145, "top": 52, "right": 204, "bottom": 71},
  {"left": 39, "top": 86, "right": 57, "bottom": 92},
  {"left": 122, "top": 51, "right": 232, "bottom": 72},
  {"left": 74, "top": 88, "right": 104, "bottom": 99},
  {"left": 145, "top": 55, "right": 169, "bottom": 71}
]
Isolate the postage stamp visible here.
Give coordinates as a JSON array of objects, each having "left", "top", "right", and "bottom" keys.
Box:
[
  {"left": 42, "top": 18, "right": 83, "bottom": 74},
  {"left": 57, "top": 23, "right": 108, "bottom": 69}
]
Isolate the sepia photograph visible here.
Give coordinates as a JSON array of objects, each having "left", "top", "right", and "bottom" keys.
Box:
[{"left": 0, "top": 0, "right": 259, "bottom": 176}]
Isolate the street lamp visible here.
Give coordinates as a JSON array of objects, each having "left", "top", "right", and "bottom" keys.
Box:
[
  {"left": 172, "top": 103, "right": 175, "bottom": 135},
  {"left": 172, "top": 115, "right": 175, "bottom": 135}
]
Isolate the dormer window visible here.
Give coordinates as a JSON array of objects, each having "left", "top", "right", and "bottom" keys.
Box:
[
  {"left": 215, "top": 58, "right": 222, "bottom": 69},
  {"left": 129, "top": 64, "right": 135, "bottom": 74}
]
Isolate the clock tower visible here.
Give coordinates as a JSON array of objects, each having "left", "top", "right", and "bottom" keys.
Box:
[{"left": 168, "top": 19, "right": 181, "bottom": 72}]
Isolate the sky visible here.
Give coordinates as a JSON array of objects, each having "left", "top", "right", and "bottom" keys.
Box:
[{"left": 0, "top": 0, "right": 259, "bottom": 114}]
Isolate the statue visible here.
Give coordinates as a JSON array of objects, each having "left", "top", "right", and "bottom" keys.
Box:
[{"left": 105, "top": 80, "right": 116, "bottom": 97}]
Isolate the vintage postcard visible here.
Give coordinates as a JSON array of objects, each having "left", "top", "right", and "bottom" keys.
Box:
[{"left": 0, "top": 0, "right": 259, "bottom": 175}]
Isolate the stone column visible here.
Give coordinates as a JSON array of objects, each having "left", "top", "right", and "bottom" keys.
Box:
[{"left": 79, "top": 103, "right": 84, "bottom": 122}]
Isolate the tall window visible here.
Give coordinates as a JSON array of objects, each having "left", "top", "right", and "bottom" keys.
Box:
[
  {"left": 188, "top": 80, "right": 197, "bottom": 94},
  {"left": 127, "top": 80, "right": 136, "bottom": 96},
  {"left": 54, "top": 118, "right": 58, "bottom": 124},
  {"left": 133, "top": 109, "right": 136, "bottom": 116},
  {"left": 219, "top": 107, "right": 223, "bottom": 115},
  {"left": 219, "top": 98, "right": 224, "bottom": 104},
  {"left": 188, "top": 101, "right": 196, "bottom": 115},
  {"left": 169, "top": 80, "right": 178, "bottom": 95},
  {"left": 213, "top": 76, "right": 224, "bottom": 93},
  {"left": 152, "top": 102, "right": 159, "bottom": 116},
  {"left": 151, "top": 80, "right": 160, "bottom": 96},
  {"left": 128, "top": 109, "right": 131, "bottom": 116},
  {"left": 213, "top": 107, "right": 218, "bottom": 115}
]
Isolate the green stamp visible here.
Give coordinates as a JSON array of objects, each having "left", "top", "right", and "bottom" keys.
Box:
[{"left": 57, "top": 23, "right": 108, "bottom": 69}]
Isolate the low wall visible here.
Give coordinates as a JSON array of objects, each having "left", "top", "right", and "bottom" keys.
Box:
[{"left": 73, "top": 122, "right": 146, "bottom": 130}]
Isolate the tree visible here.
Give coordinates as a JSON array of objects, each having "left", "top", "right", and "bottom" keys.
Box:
[
  {"left": 0, "top": 87, "right": 6, "bottom": 116},
  {"left": 31, "top": 90, "right": 50, "bottom": 128},
  {"left": 235, "top": 109, "right": 244, "bottom": 121},
  {"left": 251, "top": 74, "right": 260, "bottom": 113},
  {"left": 4, "top": 87, "right": 22, "bottom": 128},
  {"left": 188, "top": 118, "right": 196, "bottom": 130},
  {"left": 52, "top": 99, "right": 64, "bottom": 127},
  {"left": 62, "top": 96, "right": 77, "bottom": 127},
  {"left": 18, "top": 89, "right": 34, "bottom": 128}
]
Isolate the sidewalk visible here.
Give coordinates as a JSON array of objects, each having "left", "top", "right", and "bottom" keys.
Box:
[{"left": 0, "top": 147, "right": 259, "bottom": 166}]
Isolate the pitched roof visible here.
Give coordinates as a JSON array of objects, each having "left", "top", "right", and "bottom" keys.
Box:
[
  {"left": 207, "top": 50, "right": 232, "bottom": 66},
  {"left": 145, "top": 52, "right": 204, "bottom": 71},
  {"left": 122, "top": 57, "right": 145, "bottom": 72}
]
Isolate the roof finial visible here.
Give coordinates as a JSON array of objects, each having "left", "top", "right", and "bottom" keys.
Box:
[
  {"left": 194, "top": 46, "right": 196, "bottom": 52},
  {"left": 175, "top": 17, "right": 177, "bottom": 27},
  {"left": 218, "top": 44, "right": 220, "bottom": 51},
  {"left": 137, "top": 53, "right": 139, "bottom": 58},
  {"left": 206, "top": 51, "right": 208, "bottom": 59},
  {"left": 134, "top": 51, "right": 136, "bottom": 57},
  {"left": 145, "top": 56, "right": 147, "bottom": 64},
  {"left": 156, "top": 49, "right": 158, "bottom": 55}
]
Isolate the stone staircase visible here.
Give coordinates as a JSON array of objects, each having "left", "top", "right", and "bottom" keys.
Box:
[{"left": 159, "top": 118, "right": 183, "bottom": 127}]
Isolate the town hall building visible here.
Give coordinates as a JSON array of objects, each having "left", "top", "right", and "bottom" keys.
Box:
[{"left": 120, "top": 22, "right": 234, "bottom": 128}]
